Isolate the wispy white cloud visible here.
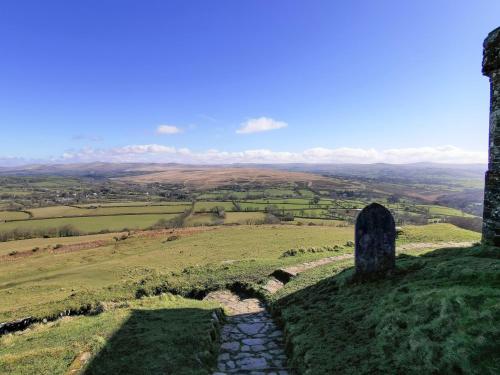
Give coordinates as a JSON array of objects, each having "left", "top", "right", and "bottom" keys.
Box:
[
  {"left": 114, "top": 144, "right": 176, "bottom": 154},
  {"left": 197, "top": 113, "right": 218, "bottom": 123},
  {"left": 71, "top": 134, "right": 102, "bottom": 142},
  {"left": 236, "top": 117, "right": 288, "bottom": 134},
  {"left": 45, "top": 144, "right": 487, "bottom": 165},
  {"left": 157, "top": 125, "right": 182, "bottom": 134}
]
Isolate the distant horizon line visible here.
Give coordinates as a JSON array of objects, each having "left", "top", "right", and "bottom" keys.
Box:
[{"left": 0, "top": 160, "right": 488, "bottom": 168}]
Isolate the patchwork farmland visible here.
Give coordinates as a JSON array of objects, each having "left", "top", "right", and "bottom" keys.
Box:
[{"left": 0, "top": 163, "right": 493, "bottom": 374}]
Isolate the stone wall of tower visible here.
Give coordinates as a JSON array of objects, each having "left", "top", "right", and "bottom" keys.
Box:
[{"left": 482, "top": 27, "right": 500, "bottom": 246}]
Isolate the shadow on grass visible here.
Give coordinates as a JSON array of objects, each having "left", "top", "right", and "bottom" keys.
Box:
[
  {"left": 271, "top": 245, "right": 500, "bottom": 375},
  {"left": 84, "top": 308, "right": 218, "bottom": 375}
]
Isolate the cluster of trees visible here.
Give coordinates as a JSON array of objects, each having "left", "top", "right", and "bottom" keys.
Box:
[
  {"left": 151, "top": 206, "right": 194, "bottom": 230},
  {"left": 0, "top": 224, "right": 83, "bottom": 242},
  {"left": 393, "top": 212, "right": 428, "bottom": 226},
  {"left": 211, "top": 206, "right": 226, "bottom": 219},
  {"left": 263, "top": 205, "right": 294, "bottom": 221}
]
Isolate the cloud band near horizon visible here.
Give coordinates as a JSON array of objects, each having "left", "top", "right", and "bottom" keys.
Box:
[{"left": 0, "top": 145, "right": 487, "bottom": 167}]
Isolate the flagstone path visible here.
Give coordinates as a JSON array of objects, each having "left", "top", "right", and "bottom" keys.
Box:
[{"left": 204, "top": 290, "right": 291, "bottom": 375}]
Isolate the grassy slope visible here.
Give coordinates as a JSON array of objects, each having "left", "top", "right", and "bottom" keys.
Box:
[
  {"left": 0, "top": 224, "right": 479, "bottom": 323},
  {"left": 397, "top": 223, "right": 480, "bottom": 243},
  {"left": 0, "top": 295, "right": 220, "bottom": 375},
  {"left": 0, "top": 225, "right": 353, "bottom": 321},
  {"left": 185, "top": 212, "right": 266, "bottom": 226},
  {"left": 269, "top": 246, "right": 499, "bottom": 375},
  {"left": 417, "top": 204, "right": 476, "bottom": 217},
  {"left": 0, "top": 231, "right": 125, "bottom": 256}
]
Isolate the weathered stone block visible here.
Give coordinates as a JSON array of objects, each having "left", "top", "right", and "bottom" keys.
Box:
[
  {"left": 483, "top": 27, "right": 500, "bottom": 76},
  {"left": 355, "top": 203, "right": 396, "bottom": 276}
]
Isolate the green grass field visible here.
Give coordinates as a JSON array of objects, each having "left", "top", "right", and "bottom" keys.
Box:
[
  {"left": 396, "top": 223, "right": 480, "bottom": 243},
  {"left": 416, "top": 204, "right": 476, "bottom": 217},
  {"left": 263, "top": 188, "right": 296, "bottom": 197},
  {"left": 75, "top": 201, "right": 190, "bottom": 208},
  {"left": 196, "top": 190, "right": 251, "bottom": 199},
  {"left": 184, "top": 213, "right": 219, "bottom": 226},
  {"left": 0, "top": 294, "right": 220, "bottom": 375},
  {"left": 0, "top": 224, "right": 480, "bottom": 323},
  {"left": 224, "top": 211, "right": 266, "bottom": 224},
  {"left": 184, "top": 212, "right": 266, "bottom": 226},
  {"left": 268, "top": 245, "right": 499, "bottom": 374},
  {"left": 0, "top": 232, "right": 125, "bottom": 256},
  {"left": 0, "top": 214, "right": 178, "bottom": 233},
  {"left": 297, "top": 189, "right": 315, "bottom": 197},
  {"left": 237, "top": 202, "right": 318, "bottom": 210},
  {"left": 0, "top": 193, "right": 475, "bottom": 244},
  {"left": 294, "top": 218, "right": 347, "bottom": 226},
  {"left": 194, "top": 201, "right": 235, "bottom": 212},
  {"left": 28, "top": 204, "right": 190, "bottom": 218},
  {"left": 0, "top": 225, "right": 355, "bottom": 321},
  {"left": 0, "top": 211, "right": 30, "bottom": 221},
  {"left": 243, "top": 198, "right": 311, "bottom": 204}
]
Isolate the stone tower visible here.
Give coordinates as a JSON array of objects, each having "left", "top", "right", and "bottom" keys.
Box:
[{"left": 482, "top": 27, "right": 500, "bottom": 246}]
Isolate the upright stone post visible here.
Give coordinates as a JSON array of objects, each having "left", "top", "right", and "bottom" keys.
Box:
[
  {"left": 355, "top": 203, "right": 396, "bottom": 277},
  {"left": 482, "top": 27, "right": 500, "bottom": 246}
]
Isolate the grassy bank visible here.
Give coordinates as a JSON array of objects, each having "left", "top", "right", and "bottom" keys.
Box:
[
  {"left": 269, "top": 246, "right": 500, "bottom": 374},
  {"left": 0, "top": 232, "right": 125, "bottom": 256},
  {"left": 0, "top": 224, "right": 479, "bottom": 323},
  {"left": 0, "top": 295, "right": 220, "bottom": 375},
  {"left": 0, "top": 225, "right": 353, "bottom": 321}
]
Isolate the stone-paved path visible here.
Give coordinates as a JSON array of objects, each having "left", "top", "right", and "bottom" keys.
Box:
[{"left": 204, "top": 290, "right": 290, "bottom": 375}]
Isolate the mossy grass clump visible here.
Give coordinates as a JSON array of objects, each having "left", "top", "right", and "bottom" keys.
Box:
[{"left": 281, "top": 245, "right": 344, "bottom": 257}]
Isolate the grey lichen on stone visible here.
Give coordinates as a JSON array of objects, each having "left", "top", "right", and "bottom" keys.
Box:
[{"left": 355, "top": 203, "right": 396, "bottom": 276}]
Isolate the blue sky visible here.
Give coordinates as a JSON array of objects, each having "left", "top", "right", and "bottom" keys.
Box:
[{"left": 0, "top": 0, "right": 498, "bottom": 165}]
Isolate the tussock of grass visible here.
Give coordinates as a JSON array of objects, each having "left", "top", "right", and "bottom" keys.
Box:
[
  {"left": 0, "top": 295, "right": 220, "bottom": 375},
  {"left": 270, "top": 246, "right": 500, "bottom": 374},
  {"left": 281, "top": 245, "right": 345, "bottom": 257}
]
